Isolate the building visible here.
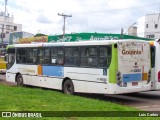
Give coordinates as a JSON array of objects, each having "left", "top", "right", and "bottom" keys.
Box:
[
  {"left": 128, "top": 26, "right": 137, "bottom": 36},
  {"left": 144, "top": 13, "right": 160, "bottom": 39},
  {"left": 0, "top": 11, "right": 22, "bottom": 44},
  {"left": 9, "top": 32, "right": 34, "bottom": 44}
]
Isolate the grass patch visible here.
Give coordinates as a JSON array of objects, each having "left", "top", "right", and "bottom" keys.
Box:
[
  {"left": 0, "top": 84, "right": 134, "bottom": 111},
  {"left": 0, "top": 84, "right": 156, "bottom": 120}
]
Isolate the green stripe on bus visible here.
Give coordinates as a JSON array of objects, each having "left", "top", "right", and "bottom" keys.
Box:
[{"left": 109, "top": 44, "right": 118, "bottom": 84}]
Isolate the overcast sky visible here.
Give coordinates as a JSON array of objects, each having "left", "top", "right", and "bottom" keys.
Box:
[{"left": 1, "top": 0, "right": 160, "bottom": 36}]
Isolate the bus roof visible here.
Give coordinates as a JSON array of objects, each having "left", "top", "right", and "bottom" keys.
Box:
[{"left": 10, "top": 39, "right": 149, "bottom": 48}]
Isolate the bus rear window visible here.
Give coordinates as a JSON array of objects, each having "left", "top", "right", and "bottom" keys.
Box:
[
  {"left": 151, "top": 46, "right": 155, "bottom": 68},
  {"left": 80, "top": 46, "right": 112, "bottom": 68}
]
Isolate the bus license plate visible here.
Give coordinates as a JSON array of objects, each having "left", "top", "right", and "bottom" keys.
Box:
[{"left": 132, "top": 82, "right": 138, "bottom": 86}]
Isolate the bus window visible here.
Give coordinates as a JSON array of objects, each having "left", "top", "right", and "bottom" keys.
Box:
[
  {"left": 16, "top": 48, "right": 26, "bottom": 64},
  {"left": 26, "top": 48, "right": 38, "bottom": 64},
  {"left": 80, "top": 47, "right": 98, "bottom": 67},
  {"left": 65, "top": 47, "right": 72, "bottom": 66},
  {"left": 99, "top": 46, "right": 112, "bottom": 68},
  {"left": 38, "top": 48, "right": 50, "bottom": 64},
  {"left": 51, "top": 47, "right": 64, "bottom": 66},
  {"left": 151, "top": 46, "right": 155, "bottom": 68},
  {"left": 65, "top": 47, "right": 79, "bottom": 67},
  {"left": 51, "top": 47, "right": 57, "bottom": 65},
  {"left": 72, "top": 47, "right": 79, "bottom": 66}
]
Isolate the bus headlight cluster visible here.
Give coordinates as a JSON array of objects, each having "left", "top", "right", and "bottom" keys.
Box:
[
  {"left": 116, "top": 71, "right": 122, "bottom": 87},
  {"left": 147, "top": 70, "right": 151, "bottom": 84}
]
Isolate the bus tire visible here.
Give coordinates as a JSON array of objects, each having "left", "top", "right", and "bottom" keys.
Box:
[
  {"left": 63, "top": 79, "right": 74, "bottom": 95},
  {"left": 16, "top": 74, "right": 24, "bottom": 86}
]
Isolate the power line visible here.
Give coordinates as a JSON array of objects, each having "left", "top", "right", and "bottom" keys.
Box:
[{"left": 72, "top": 2, "right": 160, "bottom": 14}]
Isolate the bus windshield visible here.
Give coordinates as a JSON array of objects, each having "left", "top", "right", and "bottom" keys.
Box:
[{"left": 7, "top": 48, "right": 15, "bottom": 69}]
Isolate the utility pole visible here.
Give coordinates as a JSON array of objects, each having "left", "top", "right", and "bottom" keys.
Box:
[
  {"left": 58, "top": 13, "right": 72, "bottom": 38},
  {"left": 120, "top": 28, "right": 124, "bottom": 39},
  {"left": 5, "top": 0, "right": 8, "bottom": 17},
  {"left": 1, "top": 0, "right": 8, "bottom": 44},
  {"left": 1, "top": 24, "right": 4, "bottom": 44}
]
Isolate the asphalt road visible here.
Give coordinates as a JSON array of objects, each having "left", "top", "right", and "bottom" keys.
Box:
[
  {"left": 0, "top": 74, "right": 16, "bottom": 86},
  {"left": 0, "top": 74, "right": 5, "bottom": 80},
  {"left": 104, "top": 91, "right": 160, "bottom": 111},
  {"left": 0, "top": 74, "right": 160, "bottom": 111}
]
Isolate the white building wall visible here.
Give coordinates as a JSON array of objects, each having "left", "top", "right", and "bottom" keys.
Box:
[
  {"left": 128, "top": 26, "right": 137, "bottom": 36},
  {"left": 22, "top": 32, "right": 34, "bottom": 38},
  {"left": 0, "top": 13, "right": 22, "bottom": 43},
  {"left": 144, "top": 13, "right": 160, "bottom": 39}
]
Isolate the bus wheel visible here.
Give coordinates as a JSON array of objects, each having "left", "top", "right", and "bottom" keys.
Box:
[
  {"left": 16, "top": 74, "right": 23, "bottom": 86},
  {"left": 63, "top": 80, "right": 74, "bottom": 95}
]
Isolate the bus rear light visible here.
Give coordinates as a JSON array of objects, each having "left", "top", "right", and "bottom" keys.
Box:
[
  {"left": 116, "top": 71, "right": 121, "bottom": 76},
  {"left": 148, "top": 70, "right": 151, "bottom": 78},
  {"left": 147, "top": 79, "right": 150, "bottom": 84},
  {"left": 158, "top": 71, "right": 160, "bottom": 82},
  {"left": 147, "top": 70, "right": 151, "bottom": 84},
  {"left": 142, "top": 73, "right": 148, "bottom": 80},
  {"left": 148, "top": 73, "right": 151, "bottom": 79},
  {"left": 123, "top": 82, "right": 127, "bottom": 87},
  {"left": 149, "top": 41, "right": 154, "bottom": 46},
  {"left": 117, "top": 81, "right": 122, "bottom": 87},
  {"left": 116, "top": 71, "right": 122, "bottom": 87},
  {"left": 116, "top": 71, "right": 121, "bottom": 81},
  {"left": 116, "top": 76, "right": 121, "bottom": 81},
  {"left": 149, "top": 70, "right": 151, "bottom": 75}
]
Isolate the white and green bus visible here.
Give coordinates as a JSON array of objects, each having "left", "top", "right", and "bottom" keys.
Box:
[{"left": 6, "top": 40, "right": 151, "bottom": 94}]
